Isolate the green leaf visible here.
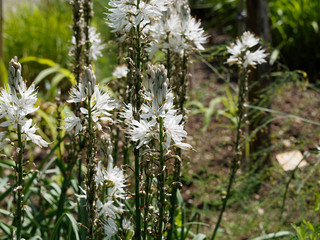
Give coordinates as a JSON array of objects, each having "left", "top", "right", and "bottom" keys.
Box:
[
  {"left": 177, "top": 189, "right": 183, "bottom": 205},
  {"left": 66, "top": 213, "right": 80, "bottom": 240},
  {"left": 314, "top": 192, "right": 320, "bottom": 211},
  {"left": 193, "top": 233, "right": 207, "bottom": 240},
  {"left": 20, "top": 56, "right": 76, "bottom": 85},
  {"left": 202, "top": 97, "right": 222, "bottom": 132},
  {"left": 34, "top": 66, "right": 60, "bottom": 85},
  {"left": 251, "top": 231, "right": 295, "bottom": 240},
  {"left": 50, "top": 213, "right": 79, "bottom": 240},
  {"left": 0, "top": 221, "right": 12, "bottom": 236}
]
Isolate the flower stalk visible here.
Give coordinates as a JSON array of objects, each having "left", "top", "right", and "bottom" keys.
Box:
[
  {"left": 157, "top": 116, "right": 165, "bottom": 239},
  {"left": 211, "top": 31, "right": 267, "bottom": 240},
  {"left": 15, "top": 124, "right": 24, "bottom": 240}
]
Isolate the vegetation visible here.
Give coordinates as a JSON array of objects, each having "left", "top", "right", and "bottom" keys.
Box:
[{"left": 0, "top": 0, "right": 319, "bottom": 240}]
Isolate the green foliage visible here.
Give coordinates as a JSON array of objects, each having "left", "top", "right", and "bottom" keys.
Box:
[
  {"left": 293, "top": 220, "right": 320, "bottom": 240},
  {"left": 269, "top": 0, "right": 320, "bottom": 80},
  {"left": 3, "top": 0, "right": 72, "bottom": 80},
  {"left": 20, "top": 56, "right": 76, "bottom": 100}
]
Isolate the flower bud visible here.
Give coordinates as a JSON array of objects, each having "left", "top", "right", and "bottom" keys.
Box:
[
  {"left": 82, "top": 65, "right": 96, "bottom": 97},
  {"left": 8, "top": 56, "right": 23, "bottom": 93}
]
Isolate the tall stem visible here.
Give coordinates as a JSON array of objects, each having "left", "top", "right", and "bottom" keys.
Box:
[
  {"left": 211, "top": 69, "right": 247, "bottom": 240},
  {"left": 143, "top": 165, "right": 151, "bottom": 240},
  {"left": 134, "top": 0, "right": 142, "bottom": 238},
  {"left": 16, "top": 125, "right": 24, "bottom": 240},
  {"left": 134, "top": 148, "right": 141, "bottom": 239},
  {"left": 167, "top": 150, "right": 181, "bottom": 240},
  {"left": 157, "top": 117, "right": 165, "bottom": 239},
  {"left": 83, "top": 0, "right": 92, "bottom": 65},
  {"left": 86, "top": 96, "right": 96, "bottom": 240}
]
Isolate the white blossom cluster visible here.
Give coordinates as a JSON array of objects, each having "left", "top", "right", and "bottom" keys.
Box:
[
  {"left": 149, "top": 0, "right": 208, "bottom": 56},
  {"left": 69, "top": 26, "right": 105, "bottom": 61},
  {"left": 0, "top": 57, "right": 48, "bottom": 148},
  {"left": 75, "top": 142, "right": 128, "bottom": 239},
  {"left": 64, "top": 65, "right": 117, "bottom": 135},
  {"left": 95, "top": 143, "right": 128, "bottom": 239},
  {"left": 226, "top": 31, "right": 268, "bottom": 68},
  {"left": 121, "top": 64, "right": 192, "bottom": 151},
  {"left": 106, "top": 0, "right": 172, "bottom": 41}
]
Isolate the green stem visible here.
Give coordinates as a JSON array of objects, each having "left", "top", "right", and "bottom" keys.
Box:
[
  {"left": 167, "top": 151, "right": 181, "bottom": 240},
  {"left": 134, "top": 1, "right": 142, "bottom": 238},
  {"left": 158, "top": 117, "right": 165, "bottom": 239},
  {"left": 15, "top": 125, "right": 24, "bottom": 240},
  {"left": 113, "top": 125, "right": 120, "bottom": 163},
  {"left": 143, "top": 169, "right": 150, "bottom": 240},
  {"left": 134, "top": 148, "right": 141, "bottom": 239},
  {"left": 180, "top": 203, "right": 185, "bottom": 240},
  {"left": 210, "top": 69, "right": 247, "bottom": 240},
  {"left": 83, "top": 0, "right": 92, "bottom": 65}
]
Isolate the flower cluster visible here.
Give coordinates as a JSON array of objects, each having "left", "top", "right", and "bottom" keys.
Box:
[
  {"left": 149, "top": 0, "right": 208, "bottom": 56},
  {"left": 226, "top": 31, "right": 268, "bottom": 68},
  {"left": 75, "top": 140, "right": 127, "bottom": 239},
  {"left": 121, "top": 64, "right": 192, "bottom": 151},
  {"left": 106, "top": 0, "right": 172, "bottom": 41},
  {"left": 0, "top": 57, "right": 48, "bottom": 148},
  {"left": 95, "top": 144, "right": 127, "bottom": 239},
  {"left": 69, "top": 26, "right": 105, "bottom": 61},
  {"left": 64, "top": 65, "right": 117, "bottom": 135}
]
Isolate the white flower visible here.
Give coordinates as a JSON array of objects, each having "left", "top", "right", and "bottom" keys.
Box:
[
  {"left": 105, "top": 161, "right": 126, "bottom": 200},
  {"left": 67, "top": 83, "right": 86, "bottom": 103},
  {"left": 92, "top": 85, "right": 117, "bottom": 118},
  {"left": 21, "top": 119, "right": 49, "bottom": 148},
  {"left": 112, "top": 65, "right": 128, "bottom": 79},
  {"left": 106, "top": 0, "right": 172, "bottom": 41},
  {"left": 102, "top": 217, "right": 118, "bottom": 240},
  {"left": 64, "top": 112, "right": 82, "bottom": 135},
  {"left": 241, "top": 31, "right": 259, "bottom": 48},
  {"left": 164, "top": 115, "right": 188, "bottom": 150},
  {"left": 244, "top": 48, "right": 268, "bottom": 68},
  {"left": 122, "top": 218, "right": 133, "bottom": 231},
  {"left": 148, "top": 0, "right": 207, "bottom": 56},
  {"left": 128, "top": 119, "right": 156, "bottom": 148},
  {"left": 226, "top": 31, "right": 268, "bottom": 68},
  {"left": 0, "top": 109, "right": 26, "bottom": 129},
  {"left": 88, "top": 27, "right": 106, "bottom": 61},
  {"left": 97, "top": 199, "right": 119, "bottom": 220},
  {"left": 75, "top": 186, "right": 87, "bottom": 199},
  {"left": 120, "top": 103, "right": 135, "bottom": 125},
  {"left": 173, "top": 142, "right": 193, "bottom": 151}
]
